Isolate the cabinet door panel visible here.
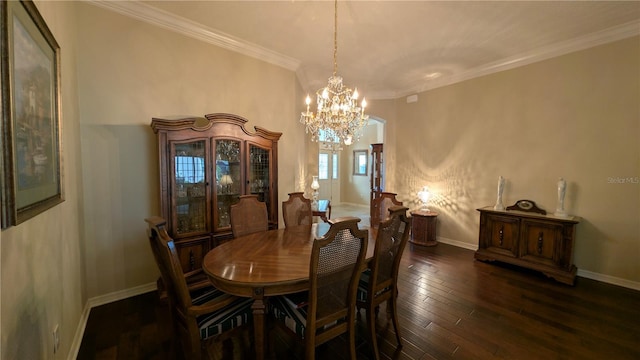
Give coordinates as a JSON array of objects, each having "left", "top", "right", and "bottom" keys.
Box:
[
  {"left": 485, "top": 215, "right": 519, "bottom": 257},
  {"left": 520, "top": 220, "right": 563, "bottom": 267},
  {"left": 214, "top": 139, "right": 242, "bottom": 231},
  {"left": 175, "top": 236, "right": 211, "bottom": 273},
  {"left": 248, "top": 143, "right": 273, "bottom": 222},
  {"left": 171, "top": 140, "right": 210, "bottom": 237}
]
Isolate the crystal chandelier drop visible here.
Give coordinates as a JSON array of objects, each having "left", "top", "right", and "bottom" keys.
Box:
[{"left": 300, "top": 0, "right": 368, "bottom": 148}]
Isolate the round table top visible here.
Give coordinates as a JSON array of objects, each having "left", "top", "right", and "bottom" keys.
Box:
[
  {"left": 203, "top": 223, "right": 376, "bottom": 297},
  {"left": 410, "top": 209, "right": 438, "bottom": 217}
]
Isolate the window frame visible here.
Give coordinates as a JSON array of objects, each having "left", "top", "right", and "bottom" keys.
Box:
[{"left": 353, "top": 149, "right": 368, "bottom": 176}]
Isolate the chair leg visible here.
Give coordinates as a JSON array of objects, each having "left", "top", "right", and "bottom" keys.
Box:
[
  {"left": 348, "top": 315, "right": 357, "bottom": 360},
  {"left": 188, "top": 330, "right": 203, "bottom": 360},
  {"left": 366, "top": 304, "right": 380, "bottom": 360},
  {"left": 389, "top": 296, "right": 402, "bottom": 347},
  {"left": 305, "top": 335, "right": 315, "bottom": 360}
]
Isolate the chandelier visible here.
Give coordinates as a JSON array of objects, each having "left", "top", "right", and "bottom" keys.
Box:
[{"left": 300, "top": 0, "right": 368, "bottom": 148}]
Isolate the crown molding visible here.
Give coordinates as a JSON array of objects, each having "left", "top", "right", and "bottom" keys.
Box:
[
  {"left": 394, "top": 19, "right": 640, "bottom": 99},
  {"left": 87, "top": 0, "right": 300, "bottom": 71}
]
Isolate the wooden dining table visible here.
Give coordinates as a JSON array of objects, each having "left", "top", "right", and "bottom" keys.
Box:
[
  {"left": 202, "top": 221, "right": 376, "bottom": 360},
  {"left": 312, "top": 199, "right": 331, "bottom": 222}
]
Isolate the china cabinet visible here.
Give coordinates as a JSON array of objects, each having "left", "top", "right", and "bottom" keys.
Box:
[
  {"left": 369, "top": 143, "right": 384, "bottom": 226},
  {"left": 475, "top": 207, "right": 580, "bottom": 285},
  {"left": 151, "top": 113, "right": 281, "bottom": 273}
]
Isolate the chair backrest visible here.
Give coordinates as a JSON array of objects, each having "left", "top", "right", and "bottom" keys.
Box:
[
  {"left": 145, "top": 216, "right": 193, "bottom": 312},
  {"left": 368, "top": 206, "right": 411, "bottom": 294},
  {"left": 307, "top": 217, "right": 368, "bottom": 343},
  {"left": 230, "top": 195, "right": 268, "bottom": 238},
  {"left": 371, "top": 192, "right": 403, "bottom": 228},
  {"left": 282, "top": 192, "right": 313, "bottom": 227}
]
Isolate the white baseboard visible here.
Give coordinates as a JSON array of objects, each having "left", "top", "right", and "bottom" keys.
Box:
[
  {"left": 67, "top": 302, "right": 91, "bottom": 360},
  {"left": 436, "top": 237, "right": 640, "bottom": 291},
  {"left": 67, "top": 282, "right": 157, "bottom": 360},
  {"left": 87, "top": 282, "right": 157, "bottom": 308},
  {"left": 576, "top": 269, "right": 640, "bottom": 291},
  {"left": 437, "top": 236, "right": 478, "bottom": 251}
]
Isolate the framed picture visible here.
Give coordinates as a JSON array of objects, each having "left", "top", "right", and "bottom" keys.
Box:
[
  {"left": 1, "top": 0, "right": 63, "bottom": 227},
  {"left": 353, "top": 149, "right": 368, "bottom": 176}
]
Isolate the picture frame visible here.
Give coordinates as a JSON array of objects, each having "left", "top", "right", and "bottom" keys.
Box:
[
  {"left": 1, "top": 0, "right": 63, "bottom": 227},
  {"left": 353, "top": 149, "right": 368, "bottom": 176}
]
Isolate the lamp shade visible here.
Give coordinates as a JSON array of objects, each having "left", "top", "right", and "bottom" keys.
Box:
[
  {"left": 417, "top": 186, "right": 430, "bottom": 210},
  {"left": 311, "top": 176, "right": 320, "bottom": 190},
  {"left": 220, "top": 174, "right": 233, "bottom": 185}
]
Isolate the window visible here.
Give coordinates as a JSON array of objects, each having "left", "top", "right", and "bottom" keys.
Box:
[
  {"left": 319, "top": 153, "right": 329, "bottom": 180},
  {"left": 332, "top": 153, "right": 338, "bottom": 179},
  {"left": 353, "top": 150, "right": 368, "bottom": 176},
  {"left": 176, "top": 156, "right": 205, "bottom": 183}
]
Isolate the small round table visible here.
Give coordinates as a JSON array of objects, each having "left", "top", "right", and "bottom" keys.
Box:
[{"left": 410, "top": 210, "right": 438, "bottom": 246}]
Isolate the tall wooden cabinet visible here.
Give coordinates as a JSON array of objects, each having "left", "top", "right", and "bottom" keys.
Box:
[
  {"left": 369, "top": 143, "right": 384, "bottom": 226},
  {"left": 151, "top": 113, "right": 281, "bottom": 274},
  {"left": 475, "top": 207, "right": 580, "bottom": 285}
]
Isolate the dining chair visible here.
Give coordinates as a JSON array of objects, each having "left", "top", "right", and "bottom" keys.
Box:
[
  {"left": 282, "top": 192, "right": 313, "bottom": 227},
  {"left": 269, "top": 217, "right": 368, "bottom": 360},
  {"left": 370, "top": 192, "right": 403, "bottom": 228},
  {"left": 145, "top": 216, "right": 253, "bottom": 360},
  {"left": 230, "top": 195, "right": 268, "bottom": 238},
  {"left": 356, "top": 206, "right": 411, "bottom": 360}
]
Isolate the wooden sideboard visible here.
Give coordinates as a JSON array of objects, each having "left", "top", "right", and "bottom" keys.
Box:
[{"left": 475, "top": 207, "right": 580, "bottom": 285}]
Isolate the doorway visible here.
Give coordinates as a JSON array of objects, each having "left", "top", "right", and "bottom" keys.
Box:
[
  {"left": 318, "top": 150, "right": 340, "bottom": 203},
  {"left": 313, "top": 117, "right": 386, "bottom": 209}
]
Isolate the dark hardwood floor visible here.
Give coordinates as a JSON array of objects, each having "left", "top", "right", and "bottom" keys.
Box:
[{"left": 77, "top": 243, "right": 640, "bottom": 360}]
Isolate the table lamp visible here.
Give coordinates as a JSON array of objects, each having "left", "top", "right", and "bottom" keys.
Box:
[
  {"left": 311, "top": 176, "right": 320, "bottom": 209},
  {"left": 417, "top": 186, "right": 430, "bottom": 211},
  {"left": 220, "top": 174, "right": 233, "bottom": 194}
]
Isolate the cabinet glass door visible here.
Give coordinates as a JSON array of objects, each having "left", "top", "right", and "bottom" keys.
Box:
[
  {"left": 173, "top": 140, "right": 208, "bottom": 235},
  {"left": 248, "top": 144, "right": 270, "bottom": 214},
  {"left": 215, "top": 139, "right": 241, "bottom": 229}
]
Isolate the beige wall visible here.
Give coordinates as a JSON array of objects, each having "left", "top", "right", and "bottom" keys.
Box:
[
  {"left": 340, "top": 122, "right": 384, "bottom": 205},
  {"left": 1, "top": 2, "right": 85, "bottom": 359},
  {"left": 390, "top": 37, "right": 639, "bottom": 284},
  {"left": 74, "top": 3, "right": 306, "bottom": 300},
  {"left": 367, "top": 99, "right": 399, "bottom": 191}
]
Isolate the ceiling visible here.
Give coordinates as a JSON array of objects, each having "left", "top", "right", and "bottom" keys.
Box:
[{"left": 92, "top": 1, "right": 640, "bottom": 100}]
